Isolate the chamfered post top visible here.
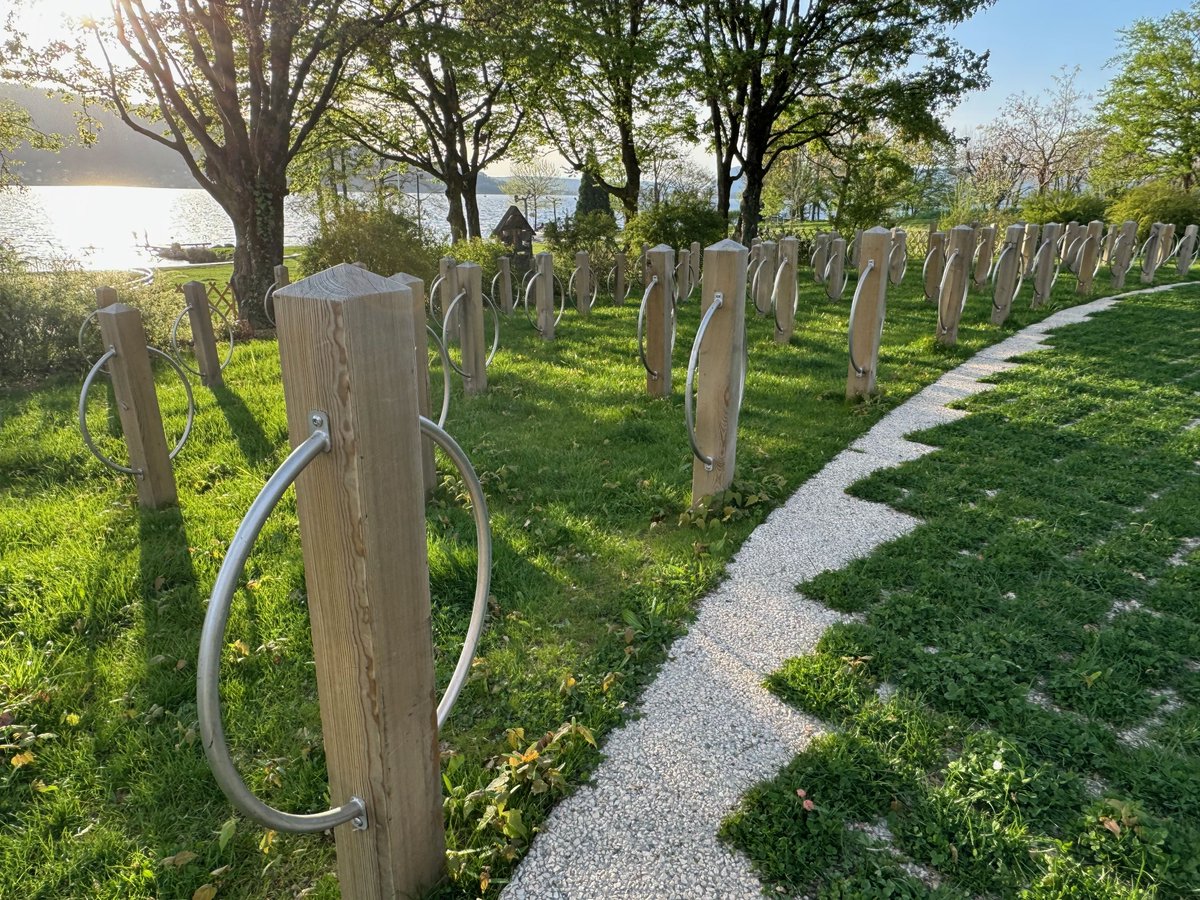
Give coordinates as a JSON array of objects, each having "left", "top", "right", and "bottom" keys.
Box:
[{"left": 275, "top": 262, "right": 410, "bottom": 303}]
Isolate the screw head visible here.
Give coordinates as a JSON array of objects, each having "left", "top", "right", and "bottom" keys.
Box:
[{"left": 310, "top": 414, "right": 323, "bottom": 428}]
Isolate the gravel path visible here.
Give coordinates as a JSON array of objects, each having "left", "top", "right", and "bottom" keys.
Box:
[{"left": 502, "top": 287, "right": 1183, "bottom": 900}]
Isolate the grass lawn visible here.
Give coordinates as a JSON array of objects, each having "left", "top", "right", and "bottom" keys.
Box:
[
  {"left": 721, "top": 285, "right": 1200, "bottom": 897},
  {"left": 1, "top": 252, "right": 1196, "bottom": 899}
]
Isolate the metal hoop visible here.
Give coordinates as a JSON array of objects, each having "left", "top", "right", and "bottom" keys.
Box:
[
  {"left": 438, "top": 291, "right": 500, "bottom": 377},
  {"left": 1065, "top": 237, "right": 1084, "bottom": 274},
  {"left": 428, "top": 274, "right": 446, "bottom": 321},
  {"left": 685, "top": 294, "right": 725, "bottom": 471},
  {"left": 922, "top": 249, "right": 937, "bottom": 301},
  {"left": 196, "top": 413, "right": 491, "bottom": 832},
  {"left": 78, "top": 345, "right": 196, "bottom": 476},
  {"left": 888, "top": 244, "right": 908, "bottom": 286},
  {"left": 263, "top": 280, "right": 278, "bottom": 327},
  {"left": 78, "top": 309, "right": 108, "bottom": 370},
  {"left": 1110, "top": 233, "right": 1132, "bottom": 274},
  {"left": 936, "top": 249, "right": 962, "bottom": 334},
  {"left": 489, "top": 271, "right": 505, "bottom": 314},
  {"left": 552, "top": 274, "right": 568, "bottom": 326},
  {"left": 171, "top": 304, "right": 236, "bottom": 375},
  {"left": 522, "top": 271, "right": 566, "bottom": 333},
  {"left": 748, "top": 256, "right": 766, "bottom": 300},
  {"left": 636, "top": 276, "right": 663, "bottom": 379},
  {"left": 771, "top": 257, "right": 796, "bottom": 335},
  {"left": 847, "top": 260, "right": 877, "bottom": 377},
  {"left": 991, "top": 244, "right": 1016, "bottom": 312},
  {"left": 824, "top": 254, "right": 848, "bottom": 298},
  {"left": 523, "top": 270, "right": 540, "bottom": 331},
  {"left": 567, "top": 268, "right": 600, "bottom": 313},
  {"left": 426, "top": 325, "right": 451, "bottom": 428}
]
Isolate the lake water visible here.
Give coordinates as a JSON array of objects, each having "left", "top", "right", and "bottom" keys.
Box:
[{"left": 0, "top": 185, "right": 577, "bottom": 271}]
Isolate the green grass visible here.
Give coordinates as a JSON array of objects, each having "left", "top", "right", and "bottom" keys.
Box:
[
  {"left": 1, "top": 256, "right": 1195, "bottom": 899},
  {"left": 721, "top": 285, "right": 1200, "bottom": 898}
]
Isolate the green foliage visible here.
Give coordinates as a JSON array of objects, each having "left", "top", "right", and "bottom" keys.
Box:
[
  {"left": 0, "top": 248, "right": 182, "bottom": 381},
  {"left": 300, "top": 202, "right": 438, "bottom": 279},
  {"left": 437, "top": 237, "right": 509, "bottom": 285},
  {"left": 576, "top": 159, "right": 614, "bottom": 219},
  {"left": 1106, "top": 181, "right": 1200, "bottom": 240},
  {"left": 1020, "top": 190, "right": 1107, "bottom": 226},
  {"left": 726, "top": 287, "right": 1200, "bottom": 897},
  {"left": 622, "top": 196, "right": 727, "bottom": 251},
  {"left": 829, "top": 141, "right": 917, "bottom": 232},
  {"left": 1098, "top": 2, "right": 1200, "bottom": 189},
  {"left": 542, "top": 211, "right": 620, "bottom": 274}
]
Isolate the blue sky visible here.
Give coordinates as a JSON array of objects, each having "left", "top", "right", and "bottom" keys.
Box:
[{"left": 944, "top": 0, "right": 1190, "bottom": 134}]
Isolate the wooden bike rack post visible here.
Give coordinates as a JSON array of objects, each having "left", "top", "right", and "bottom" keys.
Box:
[
  {"left": 574, "top": 251, "right": 594, "bottom": 316},
  {"left": 688, "top": 240, "right": 748, "bottom": 506},
  {"left": 1022, "top": 223, "right": 1040, "bottom": 273},
  {"left": 888, "top": 228, "right": 908, "bottom": 286},
  {"left": 1101, "top": 224, "right": 1118, "bottom": 264},
  {"left": 936, "top": 225, "right": 974, "bottom": 346},
  {"left": 1110, "top": 220, "right": 1138, "bottom": 291},
  {"left": 677, "top": 247, "right": 692, "bottom": 302},
  {"left": 614, "top": 251, "right": 628, "bottom": 305},
  {"left": 812, "top": 233, "right": 831, "bottom": 284},
  {"left": 991, "top": 224, "right": 1026, "bottom": 325},
  {"left": 181, "top": 280, "right": 225, "bottom": 387},
  {"left": 1177, "top": 224, "right": 1199, "bottom": 275},
  {"left": 643, "top": 244, "right": 676, "bottom": 397},
  {"left": 535, "top": 251, "right": 556, "bottom": 340},
  {"left": 1031, "top": 222, "right": 1063, "bottom": 308},
  {"left": 754, "top": 240, "right": 777, "bottom": 315},
  {"left": 774, "top": 235, "right": 799, "bottom": 344},
  {"left": 690, "top": 241, "right": 701, "bottom": 290},
  {"left": 825, "top": 237, "right": 847, "bottom": 301},
  {"left": 94, "top": 304, "right": 179, "bottom": 508},
  {"left": 1075, "top": 220, "right": 1104, "bottom": 295},
  {"left": 973, "top": 225, "right": 996, "bottom": 290},
  {"left": 497, "top": 256, "right": 513, "bottom": 314},
  {"left": 457, "top": 262, "right": 488, "bottom": 396},
  {"left": 389, "top": 272, "right": 438, "bottom": 497},
  {"left": 846, "top": 227, "right": 891, "bottom": 399},
  {"left": 1141, "top": 223, "right": 1165, "bottom": 284},
  {"left": 923, "top": 232, "right": 946, "bottom": 303},
  {"left": 439, "top": 256, "right": 462, "bottom": 343}
]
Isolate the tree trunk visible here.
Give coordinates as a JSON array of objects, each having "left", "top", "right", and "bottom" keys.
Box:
[
  {"left": 463, "top": 170, "right": 482, "bottom": 239},
  {"left": 229, "top": 177, "right": 285, "bottom": 329},
  {"left": 444, "top": 176, "right": 468, "bottom": 244},
  {"left": 740, "top": 163, "right": 766, "bottom": 245}
]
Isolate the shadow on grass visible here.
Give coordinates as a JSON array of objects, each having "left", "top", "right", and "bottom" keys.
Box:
[{"left": 209, "top": 383, "right": 273, "bottom": 466}]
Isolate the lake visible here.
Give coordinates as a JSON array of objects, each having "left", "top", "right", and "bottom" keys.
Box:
[{"left": 0, "top": 185, "right": 577, "bottom": 271}]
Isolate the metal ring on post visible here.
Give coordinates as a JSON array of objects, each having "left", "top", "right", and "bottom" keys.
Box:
[
  {"left": 426, "top": 325, "right": 451, "bottom": 428},
  {"left": 922, "top": 249, "right": 936, "bottom": 301},
  {"left": 748, "top": 256, "right": 766, "bottom": 300},
  {"left": 936, "top": 249, "right": 962, "bottom": 334},
  {"left": 427, "top": 274, "right": 446, "bottom": 321},
  {"left": 196, "top": 417, "right": 368, "bottom": 834},
  {"left": 419, "top": 415, "right": 491, "bottom": 728},
  {"left": 78, "top": 309, "right": 107, "bottom": 369},
  {"left": 684, "top": 293, "right": 725, "bottom": 471},
  {"left": 636, "top": 275, "right": 662, "bottom": 379},
  {"left": 991, "top": 244, "right": 1016, "bottom": 311},
  {"left": 552, "top": 274, "right": 567, "bottom": 326},
  {"left": 770, "top": 257, "right": 795, "bottom": 335},
  {"left": 847, "top": 259, "right": 876, "bottom": 376},
  {"left": 523, "top": 270, "right": 542, "bottom": 332},
  {"left": 489, "top": 272, "right": 504, "bottom": 314},
  {"left": 484, "top": 293, "right": 501, "bottom": 367},
  {"left": 441, "top": 289, "right": 468, "bottom": 352},
  {"left": 78, "top": 345, "right": 196, "bottom": 476},
  {"left": 263, "top": 280, "right": 278, "bottom": 327},
  {"left": 888, "top": 244, "right": 908, "bottom": 285},
  {"left": 171, "top": 304, "right": 236, "bottom": 375},
  {"left": 824, "top": 254, "right": 848, "bottom": 298}
]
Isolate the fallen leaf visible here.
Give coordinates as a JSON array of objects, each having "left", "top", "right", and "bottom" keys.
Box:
[
  {"left": 1101, "top": 816, "right": 1121, "bottom": 837},
  {"left": 192, "top": 885, "right": 217, "bottom": 900},
  {"left": 11, "top": 751, "right": 34, "bottom": 768},
  {"left": 162, "top": 850, "right": 199, "bottom": 868}
]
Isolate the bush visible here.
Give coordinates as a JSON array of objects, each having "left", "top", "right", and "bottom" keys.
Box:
[
  {"left": 434, "top": 237, "right": 510, "bottom": 286},
  {"left": 1020, "top": 190, "right": 1107, "bottom": 226},
  {"left": 542, "top": 210, "right": 621, "bottom": 275},
  {"left": 1106, "top": 181, "right": 1200, "bottom": 240},
  {"left": 623, "top": 196, "right": 728, "bottom": 252},
  {"left": 0, "top": 246, "right": 183, "bottom": 382},
  {"left": 301, "top": 203, "right": 438, "bottom": 280}
]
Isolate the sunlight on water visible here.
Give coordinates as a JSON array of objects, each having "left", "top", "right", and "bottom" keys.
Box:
[{"left": 0, "top": 185, "right": 576, "bottom": 271}]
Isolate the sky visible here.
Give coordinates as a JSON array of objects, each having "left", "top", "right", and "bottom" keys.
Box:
[{"left": 943, "top": 0, "right": 1189, "bottom": 135}]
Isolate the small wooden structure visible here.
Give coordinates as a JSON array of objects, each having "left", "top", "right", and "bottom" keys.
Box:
[{"left": 491, "top": 205, "right": 535, "bottom": 255}]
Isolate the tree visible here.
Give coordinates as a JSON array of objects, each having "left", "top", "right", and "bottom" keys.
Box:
[
  {"left": 338, "top": 0, "right": 533, "bottom": 243},
  {"left": 679, "top": 0, "right": 992, "bottom": 242},
  {"left": 502, "top": 158, "right": 556, "bottom": 226},
  {"left": 576, "top": 155, "right": 614, "bottom": 219},
  {"left": 761, "top": 146, "right": 831, "bottom": 223},
  {"left": 534, "top": 0, "right": 686, "bottom": 219},
  {"left": 0, "top": 98, "right": 62, "bottom": 187},
  {"left": 11, "top": 1, "right": 415, "bottom": 317},
  {"left": 1098, "top": 3, "right": 1200, "bottom": 190},
  {"left": 983, "top": 67, "right": 1104, "bottom": 197}
]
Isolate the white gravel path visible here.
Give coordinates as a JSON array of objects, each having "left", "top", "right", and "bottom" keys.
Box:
[{"left": 502, "top": 285, "right": 1189, "bottom": 900}]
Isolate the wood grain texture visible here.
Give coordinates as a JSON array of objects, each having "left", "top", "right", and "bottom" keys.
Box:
[
  {"left": 498, "top": 256, "right": 513, "bottom": 314},
  {"left": 440, "top": 257, "right": 461, "bottom": 344},
  {"left": 1112, "top": 220, "right": 1138, "bottom": 290},
  {"left": 1141, "top": 223, "right": 1164, "bottom": 284},
  {"left": 535, "top": 251, "right": 555, "bottom": 340},
  {"left": 182, "top": 280, "right": 224, "bottom": 387},
  {"left": 846, "top": 227, "right": 891, "bottom": 399},
  {"left": 614, "top": 252, "right": 627, "bottom": 306},
  {"left": 97, "top": 304, "right": 177, "bottom": 508},
  {"left": 458, "top": 262, "right": 487, "bottom": 395},
  {"left": 274, "top": 263, "right": 445, "bottom": 900},
  {"left": 924, "top": 232, "right": 946, "bottom": 304},
  {"left": 575, "top": 251, "right": 591, "bottom": 316},
  {"left": 1076, "top": 221, "right": 1104, "bottom": 295},
  {"left": 1032, "top": 223, "right": 1063, "bottom": 308},
  {"left": 937, "top": 225, "right": 974, "bottom": 345},
  {"left": 388, "top": 272, "right": 436, "bottom": 497},
  {"left": 991, "top": 224, "right": 1026, "bottom": 325},
  {"left": 691, "top": 239, "right": 748, "bottom": 506},
  {"left": 1177, "top": 224, "right": 1198, "bottom": 275},
  {"left": 677, "top": 248, "right": 691, "bottom": 302},
  {"left": 646, "top": 245, "right": 675, "bottom": 398},
  {"left": 690, "top": 241, "right": 700, "bottom": 290},
  {"left": 813, "top": 233, "right": 831, "bottom": 285},
  {"left": 973, "top": 225, "right": 996, "bottom": 289},
  {"left": 774, "top": 236, "right": 799, "bottom": 344},
  {"left": 95, "top": 286, "right": 118, "bottom": 309},
  {"left": 825, "top": 238, "right": 846, "bottom": 301},
  {"left": 1022, "top": 223, "right": 1041, "bottom": 272}
]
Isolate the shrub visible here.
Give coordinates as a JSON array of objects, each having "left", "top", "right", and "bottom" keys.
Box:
[
  {"left": 542, "top": 210, "right": 621, "bottom": 275},
  {"left": 623, "top": 196, "right": 728, "bottom": 252},
  {"left": 1020, "top": 190, "right": 1107, "bottom": 226},
  {"left": 0, "top": 246, "right": 183, "bottom": 382},
  {"left": 1106, "top": 181, "right": 1200, "bottom": 240},
  {"left": 301, "top": 202, "right": 438, "bottom": 280},
  {"left": 434, "top": 237, "right": 510, "bottom": 286}
]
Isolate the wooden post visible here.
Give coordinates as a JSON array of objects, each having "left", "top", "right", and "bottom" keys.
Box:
[
  {"left": 574, "top": 251, "right": 592, "bottom": 316},
  {"left": 1075, "top": 220, "right": 1104, "bottom": 295},
  {"left": 497, "top": 257, "right": 513, "bottom": 314},
  {"left": 181, "top": 280, "right": 224, "bottom": 387},
  {"left": 640, "top": 242, "right": 651, "bottom": 283},
  {"left": 388, "top": 272, "right": 437, "bottom": 498},
  {"left": 1101, "top": 224, "right": 1118, "bottom": 264},
  {"left": 1161, "top": 223, "right": 1177, "bottom": 266},
  {"left": 754, "top": 240, "right": 777, "bottom": 315},
  {"left": 614, "top": 251, "right": 627, "bottom": 305},
  {"left": 774, "top": 236, "right": 799, "bottom": 344},
  {"left": 1111, "top": 220, "right": 1138, "bottom": 291},
  {"left": 439, "top": 257, "right": 461, "bottom": 343},
  {"left": 972, "top": 225, "right": 996, "bottom": 289},
  {"left": 991, "top": 224, "right": 1025, "bottom": 325},
  {"left": 1022, "top": 223, "right": 1041, "bottom": 273},
  {"left": 846, "top": 227, "right": 891, "bottom": 399},
  {"left": 936, "top": 225, "right": 973, "bottom": 346},
  {"left": 677, "top": 247, "right": 691, "bottom": 302},
  {"left": 535, "top": 251, "right": 555, "bottom": 340},
  {"left": 813, "top": 233, "right": 831, "bottom": 284},
  {"left": 97, "top": 304, "right": 178, "bottom": 508},
  {"left": 645, "top": 244, "right": 675, "bottom": 398},
  {"left": 1141, "top": 223, "right": 1164, "bottom": 284},
  {"left": 273, "top": 264, "right": 444, "bottom": 900},
  {"left": 923, "top": 232, "right": 946, "bottom": 303},
  {"left": 1177, "top": 224, "right": 1198, "bottom": 275},
  {"left": 825, "top": 237, "right": 847, "bottom": 301},
  {"left": 1031, "top": 222, "right": 1063, "bottom": 308},
  {"left": 458, "top": 262, "right": 487, "bottom": 396},
  {"left": 888, "top": 228, "right": 907, "bottom": 285},
  {"left": 96, "top": 285, "right": 119, "bottom": 309},
  {"left": 691, "top": 240, "right": 748, "bottom": 506},
  {"left": 849, "top": 228, "right": 863, "bottom": 266},
  {"left": 690, "top": 240, "right": 700, "bottom": 290},
  {"left": 275, "top": 264, "right": 290, "bottom": 291},
  {"left": 1062, "top": 222, "right": 1083, "bottom": 272}
]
